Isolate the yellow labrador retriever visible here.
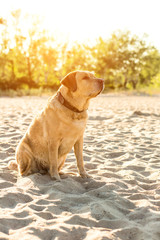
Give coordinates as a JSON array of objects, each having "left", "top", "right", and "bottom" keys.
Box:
[{"left": 8, "top": 71, "right": 104, "bottom": 180}]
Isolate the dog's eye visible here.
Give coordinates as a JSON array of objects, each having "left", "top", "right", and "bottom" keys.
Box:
[{"left": 82, "top": 76, "right": 90, "bottom": 80}]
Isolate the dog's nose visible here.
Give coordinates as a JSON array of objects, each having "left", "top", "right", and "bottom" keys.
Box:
[
  {"left": 97, "top": 78, "right": 104, "bottom": 86},
  {"left": 97, "top": 78, "right": 104, "bottom": 92}
]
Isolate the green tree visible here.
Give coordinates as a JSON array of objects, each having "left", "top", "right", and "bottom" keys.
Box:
[
  {"left": 60, "top": 42, "right": 93, "bottom": 77},
  {"left": 140, "top": 47, "right": 160, "bottom": 86},
  {"left": 0, "top": 16, "right": 12, "bottom": 89},
  {"left": 1, "top": 10, "right": 160, "bottom": 92},
  {"left": 0, "top": 11, "right": 59, "bottom": 90},
  {"left": 93, "top": 31, "right": 153, "bottom": 89}
]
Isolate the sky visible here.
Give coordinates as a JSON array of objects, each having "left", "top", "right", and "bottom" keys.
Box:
[{"left": 0, "top": 0, "right": 160, "bottom": 48}]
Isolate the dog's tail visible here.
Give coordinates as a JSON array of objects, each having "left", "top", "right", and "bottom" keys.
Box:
[
  {"left": 8, "top": 160, "right": 18, "bottom": 171},
  {"left": 8, "top": 156, "right": 32, "bottom": 176}
]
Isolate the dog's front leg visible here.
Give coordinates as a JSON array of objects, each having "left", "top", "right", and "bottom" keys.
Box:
[
  {"left": 48, "top": 140, "right": 60, "bottom": 180},
  {"left": 74, "top": 136, "right": 89, "bottom": 178}
]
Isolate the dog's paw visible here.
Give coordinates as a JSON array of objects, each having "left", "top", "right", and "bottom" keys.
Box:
[
  {"left": 80, "top": 171, "right": 90, "bottom": 179},
  {"left": 50, "top": 173, "right": 61, "bottom": 181}
]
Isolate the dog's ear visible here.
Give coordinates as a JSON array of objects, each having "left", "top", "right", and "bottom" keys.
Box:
[{"left": 60, "top": 72, "right": 77, "bottom": 92}]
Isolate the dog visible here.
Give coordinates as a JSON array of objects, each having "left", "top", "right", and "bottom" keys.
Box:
[{"left": 8, "top": 71, "right": 104, "bottom": 180}]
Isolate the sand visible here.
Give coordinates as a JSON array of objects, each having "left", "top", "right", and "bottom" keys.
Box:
[{"left": 0, "top": 94, "right": 160, "bottom": 240}]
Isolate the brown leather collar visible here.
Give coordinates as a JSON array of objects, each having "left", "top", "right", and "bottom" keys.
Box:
[{"left": 57, "top": 91, "right": 84, "bottom": 113}]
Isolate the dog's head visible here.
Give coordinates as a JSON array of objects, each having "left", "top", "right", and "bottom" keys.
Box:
[{"left": 60, "top": 71, "right": 104, "bottom": 98}]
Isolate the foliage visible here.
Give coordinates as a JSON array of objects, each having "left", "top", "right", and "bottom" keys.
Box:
[
  {"left": 92, "top": 31, "right": 159, "bottom": 90},
  {"left": 0, "top": 11, "right": 160, "bottom": 93}
]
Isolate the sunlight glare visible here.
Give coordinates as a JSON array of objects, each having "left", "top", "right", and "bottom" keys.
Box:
[{"left": 0, "top": 0, "right": 160, "bottom": 48}]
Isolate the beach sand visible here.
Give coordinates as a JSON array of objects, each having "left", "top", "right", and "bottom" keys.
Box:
[{"left": 0, "top": 95, "right": 160, "bottom": 240}]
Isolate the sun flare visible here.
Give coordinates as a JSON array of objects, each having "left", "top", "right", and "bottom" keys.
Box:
[
  {"left": 0, "top": 0, "right": 160, "bottom": 48},
  {"left": 0, "top": 0, "right": 160, "bottom": 94}
]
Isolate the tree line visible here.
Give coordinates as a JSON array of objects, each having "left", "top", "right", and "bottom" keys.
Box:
[{"left": 0, "top": 10, "right": 160, "bottom": 92}]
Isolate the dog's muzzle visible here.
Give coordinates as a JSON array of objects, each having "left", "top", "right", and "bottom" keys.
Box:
[{"left": 97, "top": 78, "right": 104, "bottom": 92}]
